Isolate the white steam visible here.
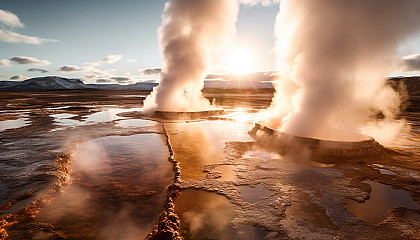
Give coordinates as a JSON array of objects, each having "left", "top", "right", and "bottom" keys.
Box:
[
  {"left": 264, "top": 0, "right": 420, "bottom": 142},
  {"left": 142, "top": 0, "right": 239, "bottom": 115}
]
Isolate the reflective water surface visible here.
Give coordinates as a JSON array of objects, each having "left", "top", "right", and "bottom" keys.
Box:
[
  {"left": 0, "top": 118, "right": 30, "bottom": 132},
  {"left": 36, "top": 134, "right": 173, "bottom": 239},
  {"left": 345, "top": 180, "right": 420, "bottom": 224}
]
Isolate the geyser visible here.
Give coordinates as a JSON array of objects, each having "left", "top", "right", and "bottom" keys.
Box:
[
  {"left": 142, "top": 0, "right": 239, "bottom": 116},
  {"left": 249, "top": 123, "right": 385, "bottom": 160},
  {"left": 263, "top": 0, "right": 420, "bottom": 143}
]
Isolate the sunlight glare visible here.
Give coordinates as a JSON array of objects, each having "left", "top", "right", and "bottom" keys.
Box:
[{"left": 227, "top": 50, "right": 254, "bottom": 74}]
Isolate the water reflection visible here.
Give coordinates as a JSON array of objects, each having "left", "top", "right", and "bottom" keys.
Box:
[
  {"left": 213, "top": 165, "right": 237, "bottom": 181},
  {"left": 345, "top": 180, "right": 420, "bottom": 224},
  {"left": 166, "top": 120, "right": 253, "bottom": 180},
  {"left": 0, "top": 118, "right": 30, "bottom": 132},
  {"left": 237, "top": 184, "right": 273, "bottom": 204},
  {"left": 36, "top": 134, "right": 173, "bottom": 239},
  {"left": 175, "top": 189, "right": 266, "bottom": 240},
  {"left": 50, "top": 108, "right": 137, "bottom": 127}
]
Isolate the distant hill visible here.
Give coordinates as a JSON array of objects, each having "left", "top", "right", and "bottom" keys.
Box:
[
  {"left": 0, "top": 76, "right": 86, "bottom": 91},
  {"left": 0, "top": 76, "right": 158, "bottom": 91}
]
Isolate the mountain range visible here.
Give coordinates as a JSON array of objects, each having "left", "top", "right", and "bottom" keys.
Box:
[{"left": 0, "top": 76, "right": 274, "bottom": 91}]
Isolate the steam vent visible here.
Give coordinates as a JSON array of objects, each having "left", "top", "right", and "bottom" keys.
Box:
[
  {"left": 153, "top": 109, "right": 225, "bottom": 120},
  {"left": 249, "top": 123, "right": 385, "bottom": 160}
]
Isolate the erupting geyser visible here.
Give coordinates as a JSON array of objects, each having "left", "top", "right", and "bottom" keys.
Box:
[
  {"left": 142, "top": 0, "right": 238, "bottom": 117},
  {"left": 263, "top": 0, "right": 420, "bottom": 144}
]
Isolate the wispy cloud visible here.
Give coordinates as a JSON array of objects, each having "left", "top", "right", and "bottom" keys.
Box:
[
  {"left": 400, "top": 54, "right": 420, "bottom": 72},
  {"left": 96, "top": 79, "right": 112, "bottom": 83},
  {"left": 0, "top": 59, "right": 11, "bottom": 66},
  {"left": 110, "top": 76, "right": 132, "bottom": 83},
  {"left": 126, "top": 59, "right": 138, "bottom": 63},
  {"left": 102, "top": 55, "right": 122, "bottom": 64},
  {"left": 27, "top": 67, "right": 48, "bottom": 73},
  {"left": 9, "top": 74, "right": 26, "bottom": 81},
  {"left": 57, "top": 65, "right": 91, "bottom": 73},
  {"left": 0, "top": 30, "right": 57, "bottom": 44},
  {"left": 84, "top": 55, "right": 123, "bottom": 67},
  {"left": 0, "top": 9, "right": 24, "bottom": 28},
  {"left": 10, "top": 56, "right": 50, "bottom": 66},
  {"left": 139, "top": 68, "right": 161, "bottom": 75},
  {"left": 0, "top": 9, "right": 57, "bottom": 45}
]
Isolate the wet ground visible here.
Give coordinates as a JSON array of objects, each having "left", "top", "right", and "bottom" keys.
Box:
[{"left": 0, "top": 90, "right": 419, "bottom": 239}]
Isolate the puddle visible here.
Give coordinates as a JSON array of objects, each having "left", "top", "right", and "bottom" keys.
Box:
[
  {"left": 0, "top": 118, "right": 30, "bottom": 132},
  {"left": 345, "top": 180, "right": 420, "bottom": 224},
  {"left": 50, "top": 108, "right": 141, "bottom": 127},
  {"left": 285, "top": 192, "right": 338, "bottom": 231},
  {"left": 82, "top": 109, "right": 125, "bottom": 123},
  {"left": 237, "top": 184, "right": 273, "bottom": 204},
  {"left": 370, "top": 164, "right": 397, "bottom": 176},
  {"left": 166, "top": 120, "right": 253, "bottom": 180},
  {"left": 116, "top": 119, "right": 158, "bottom": 128},
  {"left": 36, "top": 133, "right": 173, "bottom": 239},
  {"left": 175, "top": 189, "right": 235, "bottom": 240},
  {"left": 214, "top": 165, "right": 237, "bottom": 181},
  {"left": 49, "top": 113, "right": 78, "bottom": 119},
  {"left": 175, "top": 189, "right": 266, "bottom": 240}
]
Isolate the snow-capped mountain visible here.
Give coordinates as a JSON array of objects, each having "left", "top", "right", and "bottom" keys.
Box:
[
  {"left": 0, "top": 76, "right": 158, "bottom": 91},
  {"left": 1, "top": 76, "right": 86, "bottom": 91}
]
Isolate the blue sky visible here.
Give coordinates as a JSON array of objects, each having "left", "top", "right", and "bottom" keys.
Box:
[
  {"left": 0, "top": 0, "right": 279, "bottom": 83},
  {"left": 1, "top": 0, "right": 419, "bottom": 84}
]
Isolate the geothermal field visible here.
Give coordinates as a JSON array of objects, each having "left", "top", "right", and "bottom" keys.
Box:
[
  {"left": 1, "top": 0, "right": 420, "bottom": 239},
  {"left": 0, "top": 86, "right": 419, "bottom": 240}
]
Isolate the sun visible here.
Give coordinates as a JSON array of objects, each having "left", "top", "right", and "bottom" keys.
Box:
[{"left": 227, "top": 49, "right": 254, "bottom": 74}]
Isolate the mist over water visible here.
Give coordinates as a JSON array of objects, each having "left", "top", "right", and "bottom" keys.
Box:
[
  {"left": 264, "top": 0, "right": 420, "bottom": 142},
  {"left": 142, "top": 0, "right": 239, "bottom": 115}
]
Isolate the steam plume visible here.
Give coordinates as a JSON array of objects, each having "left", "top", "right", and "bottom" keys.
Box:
[
  {"left": 142, "top": 0, "right": 239, "bottom": 115},
  {"left": 265, "top": 0, "right": 420, "bottom": 142}
]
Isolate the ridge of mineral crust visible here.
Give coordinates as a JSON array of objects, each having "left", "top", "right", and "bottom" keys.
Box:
[{"left": 249, "top": 123, "right": 385, "bottom": 160}]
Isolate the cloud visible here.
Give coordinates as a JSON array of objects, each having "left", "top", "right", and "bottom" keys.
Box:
[
  {"left": 126, "top": 59, "right": 138, "bottom": 63},
  {"left": 10, "top": 56, "right": 50, "bottom": 66},
  {"left": 57, "top": 65, "right": 90, "bottom": 73},
  {"left": 0, "top": 9, "right": 57, "bottom": 45},
  {"left": 0, "top": 29, "right": 57, "bottom": 44},
  {"left": 110, "top": 76, "right": 131, "bottom": 83},
  {"left": 84, "top": 61, "right": 101, "bottom": 67},
  {"left": 96, "top": 79, "right": 112, "bottom": 83},
  {"left": 101, "top": 55, "right": 122, "bottom": 64},
  {"left": 139, "top": 68, "right": 161, "bottom": 75},
  {"left": 240, "top": 0, "right": 280, "bottom": 6},
  {"left": 27, "top": 67, "right": 48, "bottom": 73},
  {"left": 0, "top": 59, "right": 10, "bottom": 66},
  {"left": 400, "top": 54, "right": 420, "bottom": 71},
  {"left": 84, "top": 55, "right": 123, "bottom": 67},
  {"left": 0, "top": 9, "right": 24, "bottom": 28},
  {"left": 9, "top": 74, "right": 25, "bottom": 80},
  {"left": 58, "top": 64, "right": 95, "bottom": 73}
]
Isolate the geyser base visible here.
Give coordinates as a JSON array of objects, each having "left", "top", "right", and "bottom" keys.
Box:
[
  {"left": 153, "top": 110, "right": 225, "bottom": 120},
  {"left": 249, "top": 123, "right": 385, "bottom": 160}
]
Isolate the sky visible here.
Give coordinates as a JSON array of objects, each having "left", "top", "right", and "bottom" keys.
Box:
[
  {"left": 0, "top": 0, "right": 279, "bottom": 84},
  {"left": 1, "top": 0, "right": 420, "bottom": 84}
]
